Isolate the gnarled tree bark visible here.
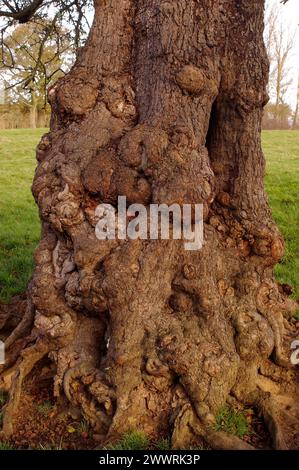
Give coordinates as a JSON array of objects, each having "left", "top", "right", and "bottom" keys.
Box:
[{"left": 1, "top": 0, "right": 298, "bottom": 449}]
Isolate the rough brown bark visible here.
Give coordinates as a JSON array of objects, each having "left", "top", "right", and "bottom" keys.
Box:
[{"left": 1, "top": 0, "right": 298, "bottom": 449}]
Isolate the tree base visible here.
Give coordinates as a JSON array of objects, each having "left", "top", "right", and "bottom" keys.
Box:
[{"left": 1, "top": 295, "right": 298, "bottom": 450}]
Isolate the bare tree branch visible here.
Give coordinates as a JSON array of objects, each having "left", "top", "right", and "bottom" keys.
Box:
[{"left": 0, "top": 0, "right": 44, "bottom": 23}]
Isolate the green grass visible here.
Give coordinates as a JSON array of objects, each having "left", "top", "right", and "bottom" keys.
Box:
[
  {"left": 105, "top": 431, "right": 150, "bottom": 450},
  {"left": 214, "top": 405, "right": 249, "bottom": 438},
  {"left": 0, "top": 128, "right": 46, "bottom": 302},
  {"left": 0, "top": 390, "right": 8, "bottom": 407},
  {"left": 0, "top": 129, "right": 298, "bottom": 303},
  {"left": 37, "top": 440, "right": 63, "bottom": 450},
  {"left": 36, "top": 400, "right": 53, "bottom": 417},
  {"left": 76, "top": 419, "right": 90, "bottom": 436},
  {"left": 105, "top": 432, "right": 208, "bottom": 451},
  {"left": 263, "top": 131, "right": 299, "bottom": 299},
  {"left": 155, "top": 438, "right": 171, "bottom": 450},
  {"left": 0, "top": 441, "right": 14, "bottom": 450}
]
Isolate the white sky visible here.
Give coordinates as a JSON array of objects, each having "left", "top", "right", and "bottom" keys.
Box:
[{"left": 267, "top": 0, "right": 299, "bottom": 108}]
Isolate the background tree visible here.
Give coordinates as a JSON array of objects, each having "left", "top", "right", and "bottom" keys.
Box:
[
  {"left": 264, "top": 0, "right": 295, "bottom": 128},
  {"left": 1, "top": 21, "right": 71, "bottom": 127},
  {"left": 272, "top": 23, "right": 294, "bottom": 122},
  {"left": 262, "top": 102, "right": 292, "bottom": 129},
  {"left": 292, "top": 72, "right": 299, "bottom": 129},
  {"left": 0, "top": 1, "right": 92, "bottom": 49},
  {"left": 0, "top": 0, "right": 298, "bottom": 450},
  {"left": 264, "top": 1, "right": 279, "bottom": 65},
  {"left": 0, "top": 0, "right": 92, "bottom": 127}
]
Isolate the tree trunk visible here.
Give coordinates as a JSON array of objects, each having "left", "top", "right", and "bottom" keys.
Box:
[
  {"left": 37, "top": 107, "right": 47, "bottom": 128},
  {"left": 292, "top": 74, "right": 299, "bottom": 130},
  {"left": 29, "top": 91, "right": 38, "bottom": 129},
  {"left": 1, "top": 0, "right": 298, "bottom": 449}
]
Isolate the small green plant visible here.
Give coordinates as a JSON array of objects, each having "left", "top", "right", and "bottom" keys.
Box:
[
  {"left": 0, "top": 442, "right": 14, "bottom": 450},
  {"left": 37, "top": 436, "right": 64, "bottom": 450},
  {"left": 0, "top": 391, "right": 8, "bottom": 407},
  {"left": 189, "top": 443, "right": 210, "bottom": 450},
  {"left": 106, "top": 431, "right": 150, "bottom": 450},
  {"left": 36, "top": 400, "right": 52, "bottom": 417},
  {"left": 295, "top": 308, "right": 299, "bottom": 320},
  {"left": 155, "top": 438, "right": 170, "bottom": 450},
  {"left": 57, "top": 411, "right": 68, "bottom": 423},
  {"left": 38, "top": 443, "right": 62, "bottom": 450},
  {"left": 76, "top": 419, "right": 90, "bottom": 436},
  {"left": 38, "top": 444, "right": 55, "bottom": 450},
  {"left": 214, "top": 405, "right": 249, "bottom": 438}
]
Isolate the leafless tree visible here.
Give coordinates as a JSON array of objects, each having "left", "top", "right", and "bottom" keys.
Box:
[
  {"left": 0, "top": 0, "right": 92, "bottom": 93},
  {"left": 292, "top": 72, "right": 299, "bottom": 129},
  {"left": 265, "top": 0, "right": 295, "bottom": 126}
]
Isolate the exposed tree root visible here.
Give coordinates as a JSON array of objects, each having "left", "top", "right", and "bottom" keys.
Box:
[
  {"left": 63, "top": 362, "right": 115, "bottom": 433},
  {"left": 63, "top": 361, "right": 96, "bottom": 402},
  {"left": 0, "top": 340, "right": 49, "bottom": 437},
  {"left": 204, "top": 430, "right": 255, "bottom": 450},
  {"left": 171, "top": 401, "right": 253, "bottom": 450},
  {"left": 0, "top": 362, "right": 20, "bottom": 393},
  {"left": 256, "top": 395, "right": 287, "bottom": 450},
  {"left": 0, "top": 294, "right": 27, "bottom": 335},
  {"left": 254, "top": 392, "right": 299, "bottom": 450},
  {"left": 0, "top": 341, "right": 32, "bottom": 392},
  {"left": 0, "top": 337, "right": 29, "bottom": 377},
  {"left": 4, "top": 300, "right": 35, "bottom": 349}
]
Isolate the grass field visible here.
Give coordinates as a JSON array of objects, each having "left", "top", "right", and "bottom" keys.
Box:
[
  {"left": 0, "top": 129, "right": 46, "bottom": 302},
  {"left": 0, "top": 129, "right": 298, "bottom": 303}
]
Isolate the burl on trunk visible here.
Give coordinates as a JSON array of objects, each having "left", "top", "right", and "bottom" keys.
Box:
[{"left": 1, "top": 0, "right": 298, "bottom": 449}]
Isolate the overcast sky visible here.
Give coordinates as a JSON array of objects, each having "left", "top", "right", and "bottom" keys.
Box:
[{"left": 267, "top": 0, "right": 299, "bottom": 108}]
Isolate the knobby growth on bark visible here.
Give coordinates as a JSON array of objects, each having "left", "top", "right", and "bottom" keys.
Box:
[{"left": 0, "top": 0, "right": 298, "bottom": 449}]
